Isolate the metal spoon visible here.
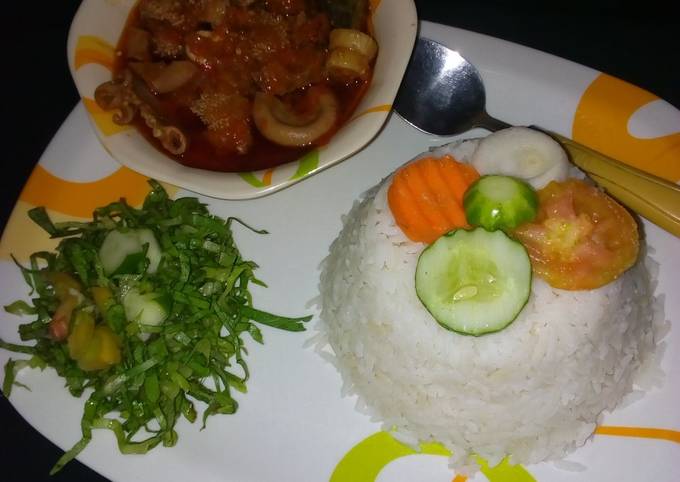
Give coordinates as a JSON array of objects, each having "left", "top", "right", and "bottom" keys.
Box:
[{"left": 394, "top": 37, "right": 680, "bottom": 238}]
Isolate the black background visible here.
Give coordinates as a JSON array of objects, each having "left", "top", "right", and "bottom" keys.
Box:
[{"left": 1, "top": 1, "right": 677, "bottom": 480}]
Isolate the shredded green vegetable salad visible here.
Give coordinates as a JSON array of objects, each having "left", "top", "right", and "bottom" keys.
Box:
[{"left": 0, "top": 180, "right": 310, "bottom": 473}]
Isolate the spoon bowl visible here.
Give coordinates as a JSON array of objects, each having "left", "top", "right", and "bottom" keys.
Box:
[
  {"left": 394, "top": 37, "right": 680, "bottom": 237},
  {"left": 394, "top": 39, "right": 487, "bottom": 135}
]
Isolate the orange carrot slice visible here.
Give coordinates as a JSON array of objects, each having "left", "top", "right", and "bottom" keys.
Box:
[{"left": 387, "top": 155, "right": 480, "bottom": 243}]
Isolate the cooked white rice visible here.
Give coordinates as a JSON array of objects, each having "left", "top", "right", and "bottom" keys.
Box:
[{"left": 317, "top": 140, "right": 666, "bottom": 471}]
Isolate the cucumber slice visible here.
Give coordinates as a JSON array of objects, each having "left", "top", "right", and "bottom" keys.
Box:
[
  {"left": 415, "top": 228, "right": 531, "bottom": 336},
  {"left": 137, "top": 229, "right": 162, "bottom": 273},
  {"left": 99, "top": 228, "right": 162, "bottom": 275},
  {"left": 123, "top": 288, "right": 170, "bottom": 333},
  {"left": 463, "top": 175, "right": 538, "bottom": 231}
]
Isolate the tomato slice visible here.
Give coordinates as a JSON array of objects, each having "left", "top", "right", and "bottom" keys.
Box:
[{"left": 512, "top": 179, "right": 639, "bottom": 290}]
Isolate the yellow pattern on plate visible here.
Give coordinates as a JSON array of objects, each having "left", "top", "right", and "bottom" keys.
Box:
[
  {"left": 331, "top": 425, "right": 680, "bottom": 481},
  {"left": 572, "top": 73, "right": 680, "bottom": 182},
  {"left": 74, "top": 35, "right": 115, "bottom": 71},
  {"left": 330, "top": 431, "right": 534, "bottom": 482},
  {"left": 19, "top": 165, "right": 177, "bottom": 218},
  {"left": 595, "top": 425, "right": 680, "bottom": 444},
  {"left": 0, "top": 201, "right": 64, "bottom": 261},
  {"left": 350, "top": 104, "right": 392, "bottom": 122}
]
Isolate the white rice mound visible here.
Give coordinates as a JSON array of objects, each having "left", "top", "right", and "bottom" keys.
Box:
[{"left": 317, "top": 140, "right": 667, "bottom": 471}]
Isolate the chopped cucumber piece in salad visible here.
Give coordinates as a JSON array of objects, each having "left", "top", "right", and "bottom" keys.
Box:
[
  {"left": 99, "top": 228, "right": 162, "bottom": 275},
  {"left": 415, "top": 228, "right": 531, "bottom": 336},
  {"left": 123, "top": 288, "right": 171, "bottom": 339}
]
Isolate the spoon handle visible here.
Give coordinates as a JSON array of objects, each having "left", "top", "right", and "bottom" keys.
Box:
[
  {"left": 476, "top": 112, "right": 512, "bottom": 132},
  {"left": 548, "top": 131, "right": 680, "bottom": 237}
]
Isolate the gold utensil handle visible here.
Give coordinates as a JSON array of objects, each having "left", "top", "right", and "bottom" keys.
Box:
[{"left": 548, "top": 132, "right": 680, "bottom": 238}]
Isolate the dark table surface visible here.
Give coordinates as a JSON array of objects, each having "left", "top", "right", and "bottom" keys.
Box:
[{"left": 1, "top": 1, "right": 678, "bottom": 481}]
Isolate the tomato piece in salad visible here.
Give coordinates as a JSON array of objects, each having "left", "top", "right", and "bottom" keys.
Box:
[{"left": 512, "top": 179, "right": 639, "bottom": 290}]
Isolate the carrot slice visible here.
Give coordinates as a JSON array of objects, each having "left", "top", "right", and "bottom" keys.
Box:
[
  {"left": 403, "top": 161, "right": 451, "bottom": 235},
  {"left": 388, "top": 179, "right": 431, "bottom": 241},
  {"left": 388, "top": 155, "right": 480, "bottom": 243}
]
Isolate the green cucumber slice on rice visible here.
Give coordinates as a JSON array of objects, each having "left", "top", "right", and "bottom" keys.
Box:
[
  {"left": 463, "top": 175, "right": 538, "bottom": 231},
  {"left": 415, "top": 227, "right": 532, "bottom": 335}
]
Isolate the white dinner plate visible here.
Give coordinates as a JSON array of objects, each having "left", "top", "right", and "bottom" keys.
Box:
[{"left": 1, "top": 22, "right": 679, "bottom": 482}]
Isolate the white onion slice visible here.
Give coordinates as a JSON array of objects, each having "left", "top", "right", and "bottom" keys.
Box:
[{"left": 471, "top": 127, "right": 569, "bottom": 189}]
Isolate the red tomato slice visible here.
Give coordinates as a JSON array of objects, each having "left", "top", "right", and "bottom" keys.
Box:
[{"left": 513, "top": 179, "right": 639, "bottom": 290}]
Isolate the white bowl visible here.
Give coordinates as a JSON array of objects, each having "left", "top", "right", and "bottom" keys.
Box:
[{"left": 67, "top": 0, "right": 417, "bottom": 199}]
